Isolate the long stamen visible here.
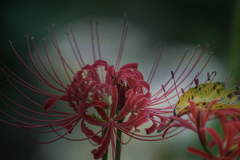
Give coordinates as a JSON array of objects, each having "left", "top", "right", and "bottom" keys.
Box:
[
  {"left": 171, "top": 71, "right": 180, "bottom": 99},
  {"left": 3, "top": 73, "right": 71, "bottom": 115},
  {"left": 1, "top": 69, "right": 58, "bottom": 97},
  {"left": 150, "top": 44, "right": 210, "bottom": 106},
  {"left": 115, "top": 13, "right": 127, "bottom": 71},
  {"left": 51, "top": 124, "right": 108, "bottom": 141},
  {"left": 151, "top": 47, "right": 189, "bottom": 99},
  {"left": 66, "top": 32, "right": 83, "bottom": 69},
  {"left": 32, "top": 38, "right": 66, "bottom": 89},
  {"left": 115, "top": 25, "right": 128, "bottom": 71},
  {"left": 7, "top": 40, "right": 66, "bottom": 93},
  {"left": 210, "top": 71, "right": 217, "bottom": 82},
  {"left": 30, "top": 37, "right": 67, "bottom": 90},
  {"left": 224, "top": 70, "right": 234, "bottom": 86},
  {"left": 24, "top": 118, "right": 80, "bottom": 144},
  {"left": 47, "top": 28, "right": 75, "bottom": 79},
  {"left": 147, "top": 43, "right": 164, "bottom": 84},
  {"left": 95, "top": 22, "right": 104, "bottom": 82},
  {"left": 90, "top": 16, "right": 96, "bottom": 62},
  {"left": 42, "top": 39, "right": 67, "bottom": 89},
  {"left": 162, "top": 84, "right": 174, "bottom": 110},
  {"left": 0, "top": 92, "right": 75, "bottom": 117}
]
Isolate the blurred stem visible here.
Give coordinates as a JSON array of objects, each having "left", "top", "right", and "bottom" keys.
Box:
[
  {"left": 115, "top": 119, "right": 123, "bottom": 160},
  {"left": 228, "top": 0, "right": 240, "bottom": 85},
  {"left": 102, "top": 128, "right": 108, "bottom": 160},
  {"left": 115, "top": 128, "right": 122, "bottom": 160},
  {"left": 203, "top": 145, "right": 211, "bottom": 155}
]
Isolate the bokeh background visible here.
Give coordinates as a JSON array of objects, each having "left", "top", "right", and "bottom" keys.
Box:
[{"left": 0, "top": 0, "right": 240, "bottom": 160}]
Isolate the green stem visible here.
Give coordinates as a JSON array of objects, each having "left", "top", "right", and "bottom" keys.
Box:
[
  {"left": 228, "top": 0, "right": 240, "bottom": 84},
  {"left": 115, "top": 128, "right": 122, "bottom": 160},
  {"left": 102, "top": 128, "right": 108, "bottom": 160},
  {"left": 203, "top": 145, "right": 211, "bottom": 154}
]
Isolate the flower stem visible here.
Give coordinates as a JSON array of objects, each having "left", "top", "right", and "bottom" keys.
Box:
[
  {"left": 203, "top": 145, "right": 211, "bottom": 155},
  {"left": 102, "top": 149, "right": 108, "bottom": 160},
  {"left": 102, "top": 128, "right": 108, "bottom": 160},
  {"left": 115, "top": 128, "right": 122, "bottom": 160}
]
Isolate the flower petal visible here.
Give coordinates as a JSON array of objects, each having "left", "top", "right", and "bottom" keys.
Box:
[
  {"left": 83, "top": 81, "right": 98, "bottom": 100},
  {"left": 134, "top": 110, "right": 149, "bottom": 129},
  {"left": 131, "top": 92, "right": 151, "bottom": 111},
  {"left": 208, "top": 140, "right": 216, "bottom": 149},
  {"left": 94, "top": 107, "right": 109, "bottom": 121},
  {"left": 188, "top": 101, "right": 197, "bottom": 120},
  {"left": 118, "top": 63, "right": 138, "bottom": 71},
  {"left": 73, "top": 70, "right": 83, "bottom": 81},
  {"left": 186, "top": 147, "right": 216, "bottom": 160},
  {"left": 203, "top": 100, "right": 221, "bottom": 123},
  {"left": 139, "top": 80, "right": 150, "bottom": 91},
  {"left": 60, "top": 118, "right": 75, "bottom": 133},
  {"left": 204, "top": 127, "right": 223, "bottom": 155},
  {"left": 169, "top": 116, "right": 197, "bottom": 132},
  {"left": 114, "top": 90, "right": 135, "bottom": 121},
  {"left": 145, "top": 122, "right": 157, "bottom": 134},
  {"left": 81, "top": 120, "right": 102, "bottom": 144},
  {"left": 222, "top": 125, "right": 235, "bottom": 156},
  {"left": 79, "top": 103, "right": 107, "bottom": 127},
  {"left": 227, "top": 148, "right": 240, "bottom": 158},
  {"left": 87, "top": 100, "right": 109, "bottom": 110},
  {"left": 91, "top": 124, "right": 111, "bottom": 159},
  {"left": 43, "top": 97, "right": 59, "bottom": 114}
]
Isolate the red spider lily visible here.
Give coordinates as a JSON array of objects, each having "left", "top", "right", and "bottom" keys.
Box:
[
  {"left": 165, "top": 100, "right": 240, "bottom": 159},
  {"left": 163, "top": 100, "right": 221, "bottom": 145},
  {"left": 0, "top": 16, "right": 213, "bottom": 159},
  {"left": 187, "top": 115, "right": 240, "bottom": 159}
]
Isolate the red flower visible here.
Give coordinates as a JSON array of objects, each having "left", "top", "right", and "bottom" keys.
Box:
[
  {"left": 0, "top": 16, "right": 213, "bottom": 159},
  {"left": 79, "top": 85, "right": 138, "bottom": 159},
  {"left": 187, "top": 116, "right": 240, "bottom": 159},
  {"left": 167, "top": 100, "right": 240, "bottom": 159}
]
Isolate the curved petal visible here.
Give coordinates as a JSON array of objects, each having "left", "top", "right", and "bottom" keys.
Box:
[
  {"left": 227, "top": 148, "right": 240, "bottom": 158},
  {"left": 169, "top": 116, "right": 197, "bottom": 132},
  {"left": 81, "top": 120, "right": 102, "bottom": 144},
  {"left": 86, "top": 100, "right": 109, "bottom": 110},
  {"left": 130, "top": 93, "right": 150, "bottom": 111},
  {"left": 79, "top": 103, "right": 107, "bottom": 127},
  {"left": 205, "top": 127, "right": 223, "bottom": 155},
  {"left": 43, "top": 97, "right": 59, "bottom": 114},
  {"left": 139, "top": 80, "right": 150, "bottom": 91},
  {"left": 114, "top": 90, "right": 135, "bottom": 121},
  {"left": 92, "top": 59, "right": 109, "bottom": 70},
  {"left": 134, "top": 116, "right": 149, "bottom": 130},
  {"left": 92, "top": 91, "right": 100, "bottom": 101},
  {"left": 145, "top": 122, "right": 157, "bottom": 134},
  {"left": 60, "top": 117, "right": 76, "bottom": 133},
  {"left": 186, "top": 147, "right": 217, "bottom": 160},
  {"left": 203, "top": 100, "right": 221, "bottom": 123},
  {"left": 222, "top": 125, "right": 235, "bottom": 156},
  {"left": 118, "top": 63, "right": 138, "bottom": 71},
  {"left": 73, "top": 70, "right": 83, "bottom": 81},
  {"left": 188, "top": 101, "right": 197, "bottom": 120},
  {"left": 134, "top": 110, "right": 148, "bottom": 129},
  {"left": 117, "top": 116, "right": 136, "bottom": 130},
  {"left": 91, "top": 124, "right": 111, "bottom": 159},
  {"left": 94, "top": 107, "right": 109, "bottom": 121},
  {"left": 97, "top": 83, "right": 109, "bottom": 90},
  {"left": 83, "top": 81, "right": 98, "bottom": 100}
]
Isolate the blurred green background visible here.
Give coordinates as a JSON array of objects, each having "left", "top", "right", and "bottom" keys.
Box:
[{"left": 0, "top": 0, "right": 239, "bottom": 160}]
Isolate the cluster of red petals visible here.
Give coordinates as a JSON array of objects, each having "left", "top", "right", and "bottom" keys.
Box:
[
  {"left": 43, "top": 60, "right": 153, "bottom": 159},
  {"left": 167, "top": 100, "right": 240, "bottom": 159}
]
